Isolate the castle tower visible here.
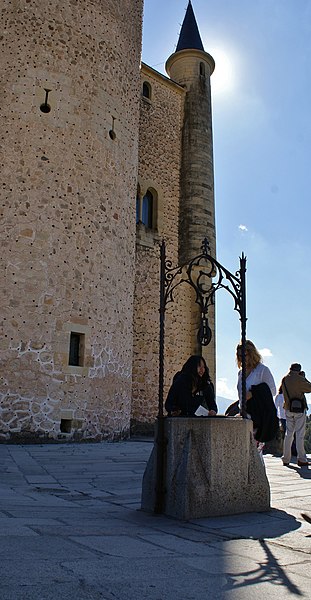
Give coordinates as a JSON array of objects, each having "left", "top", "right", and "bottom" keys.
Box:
[
  {"left": 0, "top": 0, "right": 144, "bottom": 441},
  {"left": 166, "top": 1, "right": 216, "bottom": 262},
  {"left": 166, "top": 1, "right": 216, "bottom": 372}
]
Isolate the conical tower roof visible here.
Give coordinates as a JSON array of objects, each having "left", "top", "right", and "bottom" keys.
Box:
[{"left": 176, "top": 1, "right": 204, "bottom": 52}]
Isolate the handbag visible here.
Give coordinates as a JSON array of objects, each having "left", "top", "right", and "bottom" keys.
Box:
[
  {"left": 282, "top": 379, "right": 305, "bottom": 413},
  {"left": 289, "top": 398, "right": 304, "bottom": 413}
]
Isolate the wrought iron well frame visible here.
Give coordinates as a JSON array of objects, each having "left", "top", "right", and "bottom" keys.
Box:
[{"left": 155, "top": 238, "right": 247, "bottom": 513}]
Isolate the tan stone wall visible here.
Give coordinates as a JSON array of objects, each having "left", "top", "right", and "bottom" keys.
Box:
[
  {"left": 132, "top": 67, "right": 201, "bottom": 429},
  {"left": 166, "top": 49, "right": 216, "bottom": 384},
  {"left": 0, "top": 0, "right": 143, "bottom": 441}
]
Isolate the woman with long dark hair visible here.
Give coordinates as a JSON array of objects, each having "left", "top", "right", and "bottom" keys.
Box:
[{"left": 165, "top": 355, "right": 217, "bottom": 417}]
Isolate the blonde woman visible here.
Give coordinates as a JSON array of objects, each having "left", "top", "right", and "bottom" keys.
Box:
[
  {"left": 236, "top": 340, "right": 276, "bottom": 402},
  {"left": 236, "top": 340, "right": 277, "bottom": 452}
]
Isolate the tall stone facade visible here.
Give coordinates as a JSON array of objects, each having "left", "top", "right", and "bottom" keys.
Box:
[
  {"left": 166, "top": 5, "right": 216, "bottom": 381},
  {"left": 131, "top": 2, "right": 216, "bottom": 432},
  {"left": 0, "top": 0, "right": 143, "bottom": 441},
  {"left": 0, "top": 1, "right": 216, "bottom": 441},
  {"left": 131, "top": 65, "right": 192, "bottom": 432}
]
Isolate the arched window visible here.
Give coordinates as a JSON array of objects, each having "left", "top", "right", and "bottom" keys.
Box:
[
  {"left": 199, "top": 62, "right": 205, "bottom": 77},
  {"left": 142, "top": 190, "right": 153, "bottom": 229},
  {"left": 136, "top": 184, "right": 158, "bottom": 238},
  {"left": 142, "top": 81, "right": 151, "bottom": 100}
]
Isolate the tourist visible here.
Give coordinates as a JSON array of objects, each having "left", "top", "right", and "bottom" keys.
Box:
[
  {"left": 281, "top": 363, "right": 311, "bottom": 467},
  {"left": 275, "top": 383, "right": 297, "bottom": 456},
  {"left": 275, "top": 384, "right": 286, "bottom": 434},
  {"left": 236, "top": 340, "right": 277, "bottom": 451},
  {"left": 165, "top": 355, "right": 217, "bottom": 417}
]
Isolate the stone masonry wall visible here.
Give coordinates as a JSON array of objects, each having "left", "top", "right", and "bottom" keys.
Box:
[
  {"left": 0, "top": 0, "right": 144, "bottom": 441},
  {"left": 132, "top": 67, "right": 197, "bottom": 432},
  {"left": 166, "top": 49, "right": 216, "bottom": 383}
]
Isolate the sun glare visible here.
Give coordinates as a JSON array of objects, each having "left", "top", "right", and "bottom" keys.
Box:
[{"left": 210, "top": 48, "right": 234, "bottom": 95}]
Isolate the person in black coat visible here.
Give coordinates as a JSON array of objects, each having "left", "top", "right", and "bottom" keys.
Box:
[
  {"left": 165, "top": 355, "right": 217, "bottom": 417},
  {"left": 246, "top": 382, "right": 279, "bottom": 443}
]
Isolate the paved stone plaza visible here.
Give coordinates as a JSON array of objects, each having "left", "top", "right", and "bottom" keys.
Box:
[{"left": 0, "top": 440, "right": 310, "bottom": 599}]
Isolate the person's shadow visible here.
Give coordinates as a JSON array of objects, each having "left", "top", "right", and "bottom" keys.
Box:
[{"left": 285, "top": 464, "right": 311, "bottom": 480}]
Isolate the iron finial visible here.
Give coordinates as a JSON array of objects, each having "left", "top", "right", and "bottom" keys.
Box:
[{"left": 201, "top": 238, "right": 211, "bottom": 256}]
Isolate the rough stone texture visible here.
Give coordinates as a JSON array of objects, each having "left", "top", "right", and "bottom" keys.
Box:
[
  {"left": 141, "top": 418, "right": 270, "bottom": 519},
  {"left": 0, "top": 0, "right": 144, "bottom": 441},
  {"left": 166, "top": 50, "right": 216, "bottom": 262},
  {"left": 166, "top": 48, "right": 216, "bottom": 380},
  {"left": 131, "top": 50, "right": 217, "bottom": 432},
  {"left": 0, "top": 442, "right": 311, "bottom": 600},
  {"left": 132, "top": 66, "right": 194, "bottom": 431},
  {"left": 0, "top": 3, "right": 217, "bottom": 442}
]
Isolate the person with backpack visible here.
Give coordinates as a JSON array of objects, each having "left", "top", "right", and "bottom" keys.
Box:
[{"left": 281, "top": 363, "right": 311, "bottom": 467}]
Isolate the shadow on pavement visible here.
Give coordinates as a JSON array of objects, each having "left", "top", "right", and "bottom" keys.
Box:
[
  {"left": 285, "top": 465, "right": 311, "bottom": 479},
  {"left": 221, "top": 539, "right": 304, "bottom": 596}
]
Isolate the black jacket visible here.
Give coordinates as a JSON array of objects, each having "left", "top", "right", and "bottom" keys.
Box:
[
  {"left": 246, "top": 382, "right": 279, "bottom": 442},
  {"left": 165, "top": 371, "right": 217, "bottom": 417}
]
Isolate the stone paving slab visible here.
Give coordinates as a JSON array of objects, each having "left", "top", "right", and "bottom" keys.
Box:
[
  {"left": 0, "top": 536, "right": 99, "bottom": 561},
  {"left": 0, "top": 524, "right": 39, "bottom": 537},
  {"left": 0, "top": 441, "right": 310, "bottom": 600}
]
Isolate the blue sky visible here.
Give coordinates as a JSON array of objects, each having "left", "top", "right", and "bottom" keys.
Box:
[{"left": 142, "top": 0, "right": 311, "bottom": 402}]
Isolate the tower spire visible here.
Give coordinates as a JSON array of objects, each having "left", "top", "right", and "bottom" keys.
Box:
[
  {"left": 176, "top": 1, "right": 204, "bottom": 52},
  {"left": 165, "top": 1, "right": 216, "bottom": 373}
]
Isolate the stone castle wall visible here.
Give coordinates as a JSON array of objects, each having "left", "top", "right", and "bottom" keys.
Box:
[
  {"left": 131, "top": 66, "right": 198, "bottom": 431},
  {"left": 166, "top": 49, "right": 216, "bottom": 383},
  {"left": 0, "top": 0, "right": 144, "bottom": 441}
]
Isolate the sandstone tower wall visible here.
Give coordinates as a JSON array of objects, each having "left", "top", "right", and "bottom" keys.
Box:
[
  {"left": 166, "top": 47, "right": 216, "bottom": 381},
  {"left": 131, "top": 66, "right": 196, "bottom": 431},
  {"left": 1, "top": 1, "right": 218, "bottom": 441},
  {"left": 0, "top": 0, "right": 144, "bottom": 441}
]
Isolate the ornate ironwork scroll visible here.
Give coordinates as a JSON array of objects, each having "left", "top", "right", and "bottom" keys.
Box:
[
  {"left": 159, "top": 238, "right": 247, "bottom": 412},
  {"left": 155, "top": 237, "right": 247, "bottom": 513}
]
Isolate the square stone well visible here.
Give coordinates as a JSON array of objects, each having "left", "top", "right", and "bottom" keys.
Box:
[{"left": 141, "top": 417, "right": 270, "bottom": 520}]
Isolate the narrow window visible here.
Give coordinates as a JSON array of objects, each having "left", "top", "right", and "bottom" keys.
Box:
[
  {"left": 136, "top": 193, "right": 140, "bottom": 223},
  {"left": 142, "top": 81, "right": 151, "bottom": 100},
  {"left": 69, "top": 332, "right": 85, "bottom": 366},
  {"left": 142, "top": 190, "right": 153, "bottom": 229},
  {"left": 199, "top": 62, "right": 205, "bottom": 77}
]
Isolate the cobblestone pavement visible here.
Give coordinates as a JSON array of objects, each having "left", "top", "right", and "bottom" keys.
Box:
[{"left": 0, "top": 440, "right": 310, "bottom": 599}]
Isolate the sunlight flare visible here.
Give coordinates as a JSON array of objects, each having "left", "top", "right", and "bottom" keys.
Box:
[{"left": 210, "top": 47, "right": 234, "bottom": 94}]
